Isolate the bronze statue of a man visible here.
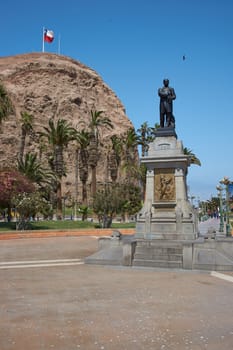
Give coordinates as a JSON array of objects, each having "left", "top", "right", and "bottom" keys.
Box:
[{"left": 158, "top": 79, "right": 176, "bottom": 128}]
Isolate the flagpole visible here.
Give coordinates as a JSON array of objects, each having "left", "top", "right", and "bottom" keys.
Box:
[
  {"left": 58, "top": 34, "right": 61, "bottom": 55},
  {"left": 42, "top": 27, "right": 45, "bottom": 53}
]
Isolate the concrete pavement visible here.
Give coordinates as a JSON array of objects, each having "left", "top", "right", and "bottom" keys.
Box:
[
  {"left": 1, "top": 236, "right": 233, "bottom": 350},
  {"left": 198, "top": 217, "right": 223, "bottom": 236}
]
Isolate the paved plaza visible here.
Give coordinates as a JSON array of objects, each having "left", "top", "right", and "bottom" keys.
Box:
[
  {"left": 0, "top": 234, "right": 233, "bottom": 350},
  {"left": 198, "top": 217, "right": 222, "bottom": 236}
]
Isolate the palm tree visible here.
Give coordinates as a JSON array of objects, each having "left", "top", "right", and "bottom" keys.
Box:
[
  {"left": 150, "top": 122, "right": 160, "bottom": 138},
  {"left": 137, "top": 122, "right": 153, "bottom": 156},
  {"left": 17, "top": 152, "right": 54, "bottom": 187},
  {"left": 39, "top": 118, "right": 76, "bottom": 219},
  {"left": 0, "top": 82, "right": 14, "bottom": 129},
  {"left": 138, "top": 163, "right": 147, "bottom": 201},
  {"left": 18, "top": 111, "right": 34, "bottom": 162},
  {"left": 75, "top": 129, "right": 90, "bottom": 205},
  {"left": 108, "top": 135, "right": 123, "bottom": 183},
  {"left": 183, "top": 147, "right": 201, "bottom": 166},
  {"left": 122, "top": 127, "right": 140, "bottom": 181},
  {"left": 87, "top": 110, "right": 113, "bottom": 197}
]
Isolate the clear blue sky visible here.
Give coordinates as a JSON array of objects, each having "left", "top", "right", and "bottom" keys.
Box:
[{"left": 1, "top": 0, "right": 233, "bottom": 202}]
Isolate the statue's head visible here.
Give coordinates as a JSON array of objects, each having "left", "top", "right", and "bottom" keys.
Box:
[{"left": 163, "top": 79, "right": 169, "bottom": 87}]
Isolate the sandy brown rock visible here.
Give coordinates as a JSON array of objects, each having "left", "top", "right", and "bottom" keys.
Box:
[{"left": 0, "top": 53, "right": 135, "bottom": 200}]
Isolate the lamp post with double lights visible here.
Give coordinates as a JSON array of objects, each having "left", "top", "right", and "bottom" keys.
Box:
[
  {"left": 216, "top": 185, "right": 224, "bottom": 232},
  {"left": 219, "top": 177, "right": 231, "bottom": 237}
]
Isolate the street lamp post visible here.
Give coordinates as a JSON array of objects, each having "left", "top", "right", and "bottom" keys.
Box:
[
  {"left": 216, "top": 185, "right": 224, "bottom": 232},
  {"left": 219, "top": 177, "right": 231, "bottom": 237}
]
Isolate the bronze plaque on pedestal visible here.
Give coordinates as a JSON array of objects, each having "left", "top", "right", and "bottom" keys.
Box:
[{"left": 154, "top": 169, "right": 175, "bottom": 202}]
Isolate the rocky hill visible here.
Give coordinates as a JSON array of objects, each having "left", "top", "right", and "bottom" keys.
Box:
[{"left": 0, "top": 53, "right": 135, "bottom": 202}]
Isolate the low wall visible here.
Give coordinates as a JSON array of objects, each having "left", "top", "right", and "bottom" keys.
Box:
[
  {"left": 0, "top": 228, "right": 135, "bottom": 240},
  {"left": 191, "top": 238, "right": 233, "bottom": 271},
  {"left": 128, "top": 237, "right": 233, "bottom": 271}
]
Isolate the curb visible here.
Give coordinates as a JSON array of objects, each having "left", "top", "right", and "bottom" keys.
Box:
[{"left": 0, "top": 228, "right": 135, "bottom": 240}]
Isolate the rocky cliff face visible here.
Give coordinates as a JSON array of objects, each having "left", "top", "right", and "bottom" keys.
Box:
[{"left": 0, "top": 53, "right": 135, "bottom": 201}]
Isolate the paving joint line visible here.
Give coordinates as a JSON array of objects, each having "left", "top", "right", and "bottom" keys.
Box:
[
  {"left": 211, "top": 271, "right": 233, "bottom": 283},
  {"left": 0, "top": 258, "right": 84, "bottom": 269},
  {"left": 0, "top": 258, "right": 82, "bottom": 265}
]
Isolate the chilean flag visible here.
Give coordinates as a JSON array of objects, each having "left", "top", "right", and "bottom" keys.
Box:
[{"left": 44, "top": 29, "right": 54, "bottom": 43}]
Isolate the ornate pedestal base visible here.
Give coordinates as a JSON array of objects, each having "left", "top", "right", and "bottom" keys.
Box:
[{"left": 135, "top": 128, "right": 198, "bottom": 241}]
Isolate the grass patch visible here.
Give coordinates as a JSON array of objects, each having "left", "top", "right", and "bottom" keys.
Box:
[
  {"left": 111, "top": 222, "right": 135, "bottom": 229},
  {"left": 0, "top": 220, "right": 136, "bottom": 232}
]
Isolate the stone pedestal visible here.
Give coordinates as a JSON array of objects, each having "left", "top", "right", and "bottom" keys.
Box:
[
  {"left": 85, "top": 130, "right": 233, "bottom": 271},
  {"left": 136, "top": 127, "right": 198, "bottom": 240}
]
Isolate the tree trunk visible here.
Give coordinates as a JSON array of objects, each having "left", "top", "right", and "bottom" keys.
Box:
[
  {"left": 74, "top": 149, "right": 79, "bottom": 220},
  {"left": 88, "top": 134, "right": 98, "bottom": 199},
  {"left": 79, "top": 148, "right": 89, "bottom": 205},
  {"left": 56, "top": 180, "right": 62, "bottom": 220},
  {"left": 91, "top": 166, "right": 97, "bottom": 198},
  {"left": 109, "top": 152, "right": 118, "bottom": 183},
  {"left": 82, "top": 180, "right": 88, "bottom": 206},
  {"left": 55, "top": 145, "right": 64, "bottom": 177},
  {"left": 18, "top": 130, "right": 26, "bottom": 162}
]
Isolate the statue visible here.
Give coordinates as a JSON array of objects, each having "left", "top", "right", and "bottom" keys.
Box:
[{"left": 158, "top": 79, "right": 176, "bottom": 128}]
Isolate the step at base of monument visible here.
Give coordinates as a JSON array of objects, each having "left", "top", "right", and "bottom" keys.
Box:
[
  {"left": 134, "top": 253, "right": 182, "bottom": 261},
  {"left": 140, "top": 233, "right": 197, "bottom": 240},
  {"left": 132, "top": 240, "right": 183, "bottom": 268},
  {"left": 133, "top": 259, "right": 183, "bottom": 268}
]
